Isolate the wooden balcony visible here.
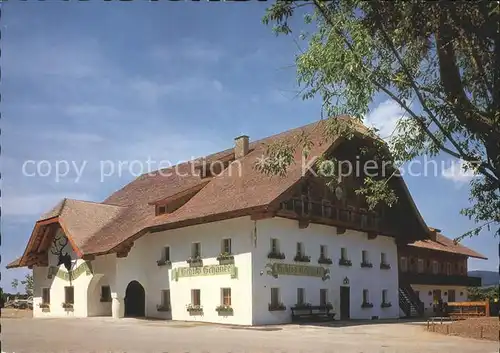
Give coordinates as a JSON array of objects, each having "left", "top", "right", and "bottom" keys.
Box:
[
  {"left": 278, "top": 198, "right": 383, "bottom": 233},
  {"left": 399, "top": 272, "right": 482, "bottom": 287}
]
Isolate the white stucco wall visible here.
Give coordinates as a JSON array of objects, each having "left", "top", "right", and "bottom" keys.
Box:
[
  {"left": 252, "top": 218, "right": 399, "bottom": 325},
  {"left": 114, "top": 217, "right": 255, "bottom": 325},
  {"left": 411, "top": 284, "right": 468, "bottom": 316},
  {"left": 33, "top": 229, "right": 93, "bottom": 318}
]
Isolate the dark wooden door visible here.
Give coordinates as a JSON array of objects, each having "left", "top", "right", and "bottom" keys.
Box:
[
  {"left": 340, "top": 286, "right": 350, "bottom": 320},
  {"left": 447, "top": 290, "right": 456, "bottom": 302}
]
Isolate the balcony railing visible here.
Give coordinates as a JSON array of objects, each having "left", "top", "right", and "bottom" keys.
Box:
[
  {"left": 399, "top": 272, "right": 482, "bottom": 287},
  {"left": 279, "top": 198, "right": 381, "bottom": 231}
]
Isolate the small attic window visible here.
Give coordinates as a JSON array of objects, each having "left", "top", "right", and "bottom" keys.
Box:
[{"left": 157, "top": 205, "right": 167, "bottom": 215}]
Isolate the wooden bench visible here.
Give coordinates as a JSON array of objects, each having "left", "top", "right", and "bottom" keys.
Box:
[{"left": 291, "top": 305, "right": 336, "bottom": 322}]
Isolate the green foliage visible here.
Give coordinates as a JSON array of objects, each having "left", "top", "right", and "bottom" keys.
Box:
[
  {"left": 467, "top": 286, "right": 499, "bottom": 301},
  {"left": 21, "top": 273, "right": 34, "bottom": 296},
  {"left": 263, "top": 0, "right": 499, "bottom": 238}
]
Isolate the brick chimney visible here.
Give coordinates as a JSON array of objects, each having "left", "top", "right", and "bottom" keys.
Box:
[{"left": 234, "top": 135, "right": 249, "bottom": 159}]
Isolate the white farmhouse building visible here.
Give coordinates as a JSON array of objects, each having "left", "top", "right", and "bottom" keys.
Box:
[{"left": 7, "top": 118, "right": 485, "bottom": 325}]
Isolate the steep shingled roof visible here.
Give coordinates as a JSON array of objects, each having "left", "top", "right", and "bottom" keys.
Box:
[
  {"left": 408, "top": 231, "right": 487, "bottom": 260},
  {"left": 9, "top": 117, "right": 435, "bottom": 267}
]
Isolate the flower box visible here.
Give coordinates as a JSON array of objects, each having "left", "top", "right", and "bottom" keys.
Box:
[
  {"left": 268, "top": 303, "right": 286, "bottom": 311},
  {"left": 380, "top": 263, "right": 391, "bottom": 270},
  {"left": 38, "top": 303, "right": 50, "bottom": 309},
  {"left": 100, "top": 297, "right": 112, "bottom": 303},
  {"left": 157, "top": 259, "right": 172, "bottom": 267},
  {"left": 186, "top": 304, "right": 203, "bottom": 315},
  {"left": 361, "top": 302, "right": 374, "bottom": 308},
  {"left": 187, "top": 257, "right": 202, "bottom": 266},
  {"left": 293, "top": 254, "right": 311, "bottom": 263},
  {"left": 339, "top": 258, "right": 352, "bottom": 267},
  {"left": 215, "top": 305, "right": 233, "bottom": 314},
  {"left": 216, "top": 253, "right": 234, "bottom": 264},
  {"left": 361, "top": 262, "right": 373, "bottom": 268},
  {"left": 267, "top": 251, "right": 286, "bottom": 260},
  {"left": 62, "top": 302, "right": 74, "bottom": 310},
  {"left": 381, "top": 302, "right": 392, "bottom": 308},
  {"left": 318, "top": 257, "right": 333, "bottom": 265},
  {"left": 156, "top": 304, "right": 170, "bottom": 312}
]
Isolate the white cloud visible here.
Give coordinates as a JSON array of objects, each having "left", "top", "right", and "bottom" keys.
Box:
[
  {"left": 442, "top": 159, "right": 476, "bottom": 184},
  {"left": 364, "top": 99, "right": 408, "bottom": 141}
]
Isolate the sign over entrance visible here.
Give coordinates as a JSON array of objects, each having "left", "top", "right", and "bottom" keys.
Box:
[
  {"left": 265, "top": 263, "right": 330, "bottom": 281},
  {"left": 171, "top": 264, "right": 238, "bottom": 281},
  {"left": 47, "top": 261, "right": 93, "bottom": 281}
]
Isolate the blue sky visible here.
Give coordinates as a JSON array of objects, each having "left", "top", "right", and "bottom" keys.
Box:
[{"left": 1, "top": 2, "right": 497, "bottom": 291}]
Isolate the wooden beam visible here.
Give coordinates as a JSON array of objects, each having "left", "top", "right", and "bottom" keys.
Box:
[
  {"left": 367, "top": 232, "right": 378, "bottom": 240},
  {"left": 298, "top": 218, "right": 310, "bottom": 229},
  {"left": 337, "top": 227, "right": 346, "bottom": 235},
  {"left": 251, "top": 212, "right": 275, "bottom": 221},
  {"left": 82, "top": 254, "right": 95, "bottom": 261},
  {"left": 116, "top": 242, "right": 134, "bottom": 258}
]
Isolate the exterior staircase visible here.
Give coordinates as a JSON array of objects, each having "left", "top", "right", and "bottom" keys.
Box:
[{"left": 399, "top": 284, "right": 424, "bottom": 318}]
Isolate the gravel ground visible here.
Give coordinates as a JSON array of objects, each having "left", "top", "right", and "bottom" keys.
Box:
[
  {"left": 427, "top": 317, "right": 499, "bottom": 341},
  {"left": 2, "top": 316, "right": 498, "bottom": 353}
]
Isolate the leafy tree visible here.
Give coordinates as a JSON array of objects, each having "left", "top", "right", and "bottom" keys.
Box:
[
  {"left": 21, "top": 273, "right": 34, "bottom": 297},
  {"left": 262, "top": 0, "right": 499, "bottom": 239},
  {"left": 11, "top": 279, "right": 19, "bottom": 295}
]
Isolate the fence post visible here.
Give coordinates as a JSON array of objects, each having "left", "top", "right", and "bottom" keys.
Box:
[{"left": 480, "top": 326, "right": 483, "bottom": 339}]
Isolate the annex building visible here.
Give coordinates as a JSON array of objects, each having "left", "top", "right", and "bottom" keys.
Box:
[{"left": 7, "top": 118, "right": 485, "bottom": 325}]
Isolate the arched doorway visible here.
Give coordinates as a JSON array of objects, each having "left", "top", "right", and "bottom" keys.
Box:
[{"left": 124, "top": 280, "right": 145, "bottom": 317}]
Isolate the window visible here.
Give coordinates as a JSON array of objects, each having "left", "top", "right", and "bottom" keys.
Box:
[
  {"left": 100, "top": 285, "right": 111, "bottom": 302},
  {"left": 446, "top": 262, "right": 452, "bottom": 275},
  {"left": 64, "top": 286, "right": 74, "bottom": 304},
  {"left": 270, "top": 288, "right": 280, "bottom": 306},
  {"left": 362, "top": 250, "right": 369, "bottom": 263},
  {"left": 432, "top": 261, "right": 439, "bottom": 274},
  {"left": 322, "top": 200, "right": 332, "bottom": 218},
  {"left": 320, "top": 289, "right": 328, "bottom": 306},
  {"left": 296, "top": 242, "right": 304, "bottom": 257},
  {"left": 222, "top": 238, "right": 231, "bottom": 254},
  {"left": 270, "top": 238, "right": 279, "bottom": 253},
  {"left": 163, "top": 246, "right": 170, "bottom": 261},
  {"left": 42, "top": 288, "right": 50, "bottom": 305},
  {"left": 296, "top": 288, "right": 305, "bottom": 305},
  {"left": 448, "top": 289, "right": 456, "bottom": 302},
  {"left": 400, "top": 257, "right": 408, "bottom": 272},
  {"left": 362, "top": 289, "right": 369, "bottom": 304},
  {"left": 341, "top": 247, "right": 348, "bottom": 260},
  {"left": 157, "top": 205, "right": 167, "bottom": 215},
  {"left": 191, "top": 289, "right": 201, "bottom": 306},
  {"left": 417, "top": 259, "right": 424, "bottom": 273},
  {"left": 192, "top": 242, "right": 201, "bottom": 258},
  {"left": 380, "top": 252, "right": 387, "bottom": 264},
  {"left": 221, "top": 288, "right": 231, "bottom": 306},
  {"left": 382, "top": 289, "right": 388, "bottom": 303},
  {"left": 415, "top": 291, "right": 420, "bottom": 300},
  {"left": 320, "top": 245, "right": 327, "bottom": 258},
  {"left": 161, "top": 290, "right": 171, "bottom": 310}
]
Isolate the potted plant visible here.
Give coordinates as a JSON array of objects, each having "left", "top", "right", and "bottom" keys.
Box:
[
  {"left": 268, "top": 302, "right": 286, "bottom": 311},
  {"left": 267, "top": 251, "right": 286, "bottom": 260},
  {"left": 157, "top": 259, "right": 172, "bottom": 267},
  {"left": 361, "top": 262, "right": 373, "bottom": 268},
  {"left": 187, "top": 255, "right": 202, "bottom": 266},
  {"left": 156, "top": 304, "right": 170, "bottom": 312},
  {"left": 216, "top": 252, "right": 234, "bottom": 264},
  {"left": 38, "top": 302, "right": 50, "bottom": 309},
  {"left": 186, "top": 303, "right": 203, "bottom": 314},
  {"left": 318, "top": 256, "right": 333, "bottom": 265},
  {"left": 381, "top": 302, "right": 392, "bottom": 308},
  {"left": 380, "top": 263, "right": 391, "bottom": 270},
  {"left": 62, "top": 302, "right": 74, "bottom": 310},
  {"left": 361, "top": 302, "right": 374, "bottom": 308},
  {"left": 215, "top": 305, "right": 234, "bottom": 314},
  {"left": 339, "top": 258, "right": 352, "bottom": 266},
  {"left": 293, "top": 254, "right": 311, "bottom": 263}
]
